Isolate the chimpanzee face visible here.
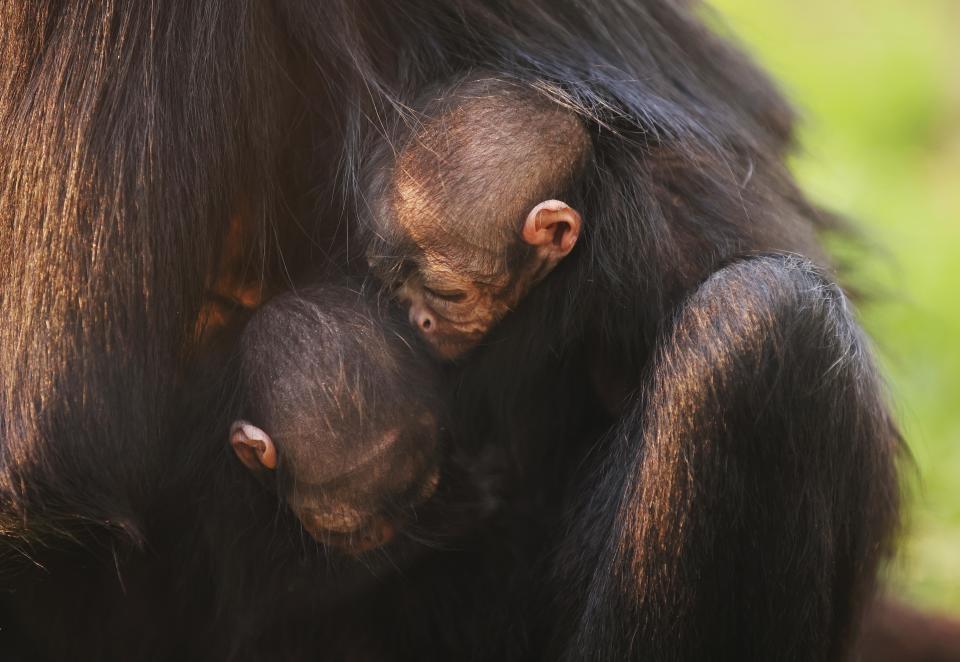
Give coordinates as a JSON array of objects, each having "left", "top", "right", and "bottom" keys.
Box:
[
  {"left": 363, "top": 76, "right": 589, "bottom": 359},
  {"left": 371, "top": 196, "right": 582, "bottom": 360},
  {"left": 232, "top": 412, "right": 440, "bottom": 555},
  {"left": 389, "top": 253, "right": 527, "bottom": 360}
]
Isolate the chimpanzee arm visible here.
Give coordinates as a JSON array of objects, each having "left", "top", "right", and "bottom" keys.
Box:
[{"left": 565, "top": 255, "right": 901, "bottom": 662}]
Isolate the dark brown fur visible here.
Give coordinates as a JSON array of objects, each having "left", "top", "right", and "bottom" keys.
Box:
[{"left": 0, "top": 1, "right": 907, "bottom": 660}]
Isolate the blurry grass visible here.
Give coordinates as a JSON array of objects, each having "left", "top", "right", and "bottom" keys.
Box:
[{"left": 709, "top": 0, "right": 960, "bottom": 613}]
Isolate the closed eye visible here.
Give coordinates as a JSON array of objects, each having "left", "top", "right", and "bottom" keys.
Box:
[{"left": 423, "top": 286, "right": 467, "bottom": 303}]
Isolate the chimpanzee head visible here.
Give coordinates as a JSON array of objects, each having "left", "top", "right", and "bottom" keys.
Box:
[
  {"left": 364, "top": 73, "right": 591, "bottom": 359},
  {"left": 230, "top": 285, "right": 443, "bottom": 554}
]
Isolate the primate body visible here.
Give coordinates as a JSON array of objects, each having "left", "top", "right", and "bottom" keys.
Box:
[
  {"left": 177, "top": 284, "right": 489, "bottom": 660},
  {"left": 0, "top": 1, "right": 903, "bottom": 661}
]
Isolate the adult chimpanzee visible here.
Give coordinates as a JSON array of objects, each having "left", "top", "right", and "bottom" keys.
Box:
[{"left": 0, "top": 1, "right": 901, "bottom": 661}]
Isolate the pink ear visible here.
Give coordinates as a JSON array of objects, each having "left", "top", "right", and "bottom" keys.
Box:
[
  {"left": 230, "top": 420, "right": 278, "bottom": 470},
  {"left": 521, "top": 200, "right": 582, "bottom": 257}
]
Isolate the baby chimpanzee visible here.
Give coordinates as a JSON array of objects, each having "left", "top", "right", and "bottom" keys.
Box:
[
  {"left": 364, "top": 73, "right": 591, "bottom": 359},
  {"left": 229, "top": 284, "right": 443, "bottom": 554}
]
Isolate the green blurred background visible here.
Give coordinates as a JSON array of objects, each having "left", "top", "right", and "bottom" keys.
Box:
[{"left": 709, "top": 0, "right": 960, "bottom": 614}]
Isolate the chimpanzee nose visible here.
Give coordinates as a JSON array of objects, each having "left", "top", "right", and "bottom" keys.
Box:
[{"left": 409, "top": 303, "right": 435, "bottom": 334}]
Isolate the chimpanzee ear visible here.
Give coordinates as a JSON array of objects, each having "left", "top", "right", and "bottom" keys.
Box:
[
  {"left": 521, "top": 199, "right": 582, "bottom": 259},
  {"left": 230, "top": 420, "right": 278, "bottom": 471}
]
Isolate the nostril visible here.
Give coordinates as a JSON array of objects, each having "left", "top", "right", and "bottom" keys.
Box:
[{"left": 408, "top": 304, "right": 435, "bottom": 334}]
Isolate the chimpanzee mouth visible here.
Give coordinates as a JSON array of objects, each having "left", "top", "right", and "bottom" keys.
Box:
[
  {"left": 314, "top": 517, "right": 398, "bottom": 555},
  {"left": 297, "top": 466, "right": 441, "bottom": 556}
]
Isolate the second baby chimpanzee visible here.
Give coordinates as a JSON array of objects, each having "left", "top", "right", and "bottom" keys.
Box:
[{"left": 229, "top": 284, "right": 445, "bottom": 554}]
